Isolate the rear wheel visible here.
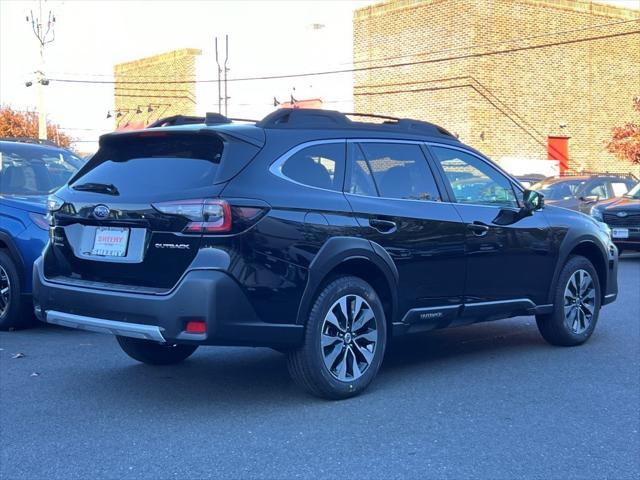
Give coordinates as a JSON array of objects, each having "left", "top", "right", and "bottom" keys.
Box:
[
  {"left": 116, "top": 336, "right": 198, "bottom": 365},
  {"left": 536, "top": 255, "right": 601, "bottom": 346},
  {"left": 287, "top": 276, "right": 387, "bottom": 400},
  {"left": 0, "top": 250, "right": 24, "bottom": 330}
]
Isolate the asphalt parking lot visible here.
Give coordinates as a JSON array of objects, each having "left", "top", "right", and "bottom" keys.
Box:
[{"left": 1, "top": 254, "right": 638, "bottom": 480}]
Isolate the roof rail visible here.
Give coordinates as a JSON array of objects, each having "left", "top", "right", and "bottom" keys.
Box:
[
  {"left": 256, "top": 108, "right": 456, "bottom": 139},
  {"left": 0, "top": 137, "right": 60, "bottom": 147},
  {"left": 147, "top": 113, "right": 258, "bottom": 128},
  {"left": 561, "top": 170, "right": 638, "bottom": 180}
]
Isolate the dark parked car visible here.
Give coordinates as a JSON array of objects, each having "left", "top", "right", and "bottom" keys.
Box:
[
  {"left": 531, "top": 174, "right": 636, "bottom": 214},
  {"left": 0, "top": 140, "right": 79, "bottom": 329},
  {"left": 33, "top": 109, "right": 618, "bottom": 399},
  {"left": 591, "top": 181, "right": 640, "bottom": 254}
]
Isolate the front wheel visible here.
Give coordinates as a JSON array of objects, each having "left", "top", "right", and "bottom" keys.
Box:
[
  {"left": 116, "top": 336, "right": 198, "bottom": 365},
  {"left": 0, "top": 250, "right": 25, "bottom": 331},
  {"left": 287, "top": 276, "right": 387, "bottom": 400},
  {"left": 536, "top": 255, "right": 601, "bottom": 346}
]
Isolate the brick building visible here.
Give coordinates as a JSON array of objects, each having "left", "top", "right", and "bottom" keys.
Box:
[
  {"left": 113, "top": 48, "right": 201, "bottom": 130},
  {"left": 353, "top": 0, "right": 640, "bottom": 176}
]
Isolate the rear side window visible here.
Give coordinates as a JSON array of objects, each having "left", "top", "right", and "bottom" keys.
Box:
[
  {"left": 611, "top": 181, "right": 629, "bottom": 197},
  {"left": 357, "top": 143, "right": 441, "bottom": 201},
  {"left": 347, "top": 143, "right": 378, "bottom": 196},
  {"left": 279, "top": 142, "right": 345, "bottom": 191},
  {"left": 72, "top": 133, "right": 224, "bottom": 195}
]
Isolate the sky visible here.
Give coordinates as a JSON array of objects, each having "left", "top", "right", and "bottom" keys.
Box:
[{"left": 1, "top": 0, "right": 639, "bottom": 151}]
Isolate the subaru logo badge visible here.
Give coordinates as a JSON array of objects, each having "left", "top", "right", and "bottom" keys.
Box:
[
  {"left": 616, "top": 211, "right": 628, "bottom": 218},
  {"left": 93, "top": 205, "right": 110, "bottom": 219}
]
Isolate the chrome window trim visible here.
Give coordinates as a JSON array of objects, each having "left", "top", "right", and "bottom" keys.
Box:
[
  {"left": 268, "top": 139, "right": 346, "bottom": 193},
  {"left": 268, "top": 137, "right": 525, "bottom": 209},
  {"left": 345, "top": 192, "right": 444, "bottom": 206}
]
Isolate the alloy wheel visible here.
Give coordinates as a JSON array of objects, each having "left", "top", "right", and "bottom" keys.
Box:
[
  {"left": 0, "top": 265, "right": 10, "bottom": 319},
  {"left": 321, "top": 294, "right": 378, "bottom": 382},
  {"left": 563, "top": 269, "right": 596, "bottom": 334}
]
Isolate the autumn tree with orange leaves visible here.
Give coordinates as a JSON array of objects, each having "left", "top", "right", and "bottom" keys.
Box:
[
  {"left": 0, "top": 105, "right": 73, "bottom": 148},
  {"left": 607, "top": 96, "right": 640, "bottom": 165}
]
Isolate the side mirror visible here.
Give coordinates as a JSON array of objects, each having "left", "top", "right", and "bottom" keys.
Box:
[
  {"left": 523, "top": 189, "right": 544, "bottom": 212},
  {"left": 579, "top": 195, "right": 599, "bottom": 204},
  {"left": 493, "top": 190, "right": 544, "bottom": 226}
]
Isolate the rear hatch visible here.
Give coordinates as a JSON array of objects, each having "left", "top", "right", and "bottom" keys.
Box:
[{"left": 44, "top": 129, "right": 261, "bottom": 291}]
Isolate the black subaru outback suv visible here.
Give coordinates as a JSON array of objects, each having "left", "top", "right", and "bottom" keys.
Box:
[{"left": 33, "top": 109, "right": 618, "bottom": 399}]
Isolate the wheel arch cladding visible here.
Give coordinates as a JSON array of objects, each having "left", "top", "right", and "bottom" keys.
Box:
[
  {"left": 569, "top": 241, "right": 607, "bottom": 299},
  {"left": 0, "top": 233, "right": 25, "bottom": 287},
  {"left": 550, "top": 239, "right": 608, "bottom": 304},
  {"left": 296, "top": 236, "right": 398, "bottom": 327}
]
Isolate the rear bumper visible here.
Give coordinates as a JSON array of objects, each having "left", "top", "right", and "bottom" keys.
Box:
[{"left": 33, "top": 257, "right": 303, "bottom": 347}]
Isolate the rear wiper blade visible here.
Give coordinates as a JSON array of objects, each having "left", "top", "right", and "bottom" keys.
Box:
[{"left": 72, "top": 182, "right": 120, "bottom": 195}]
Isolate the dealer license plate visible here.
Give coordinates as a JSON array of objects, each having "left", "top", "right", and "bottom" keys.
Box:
[{"left": 91, "top": 227, "right": 130, "bottom": 257}]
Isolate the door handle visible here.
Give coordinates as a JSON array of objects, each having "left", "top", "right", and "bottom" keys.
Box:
[
  {"left": 467, "top": 221, "right": 490, "bottom": 237},
  {"left": 369, "top": 219, "right": 397, "bottom": 234}
]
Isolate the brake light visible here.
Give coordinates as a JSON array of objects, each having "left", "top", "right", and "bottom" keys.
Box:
[
  {"left": 185, "top": 320, "right": 206, "bottom": 334},
  {"left": 152, "top": 199, "right": 231, "bottom": 233}
]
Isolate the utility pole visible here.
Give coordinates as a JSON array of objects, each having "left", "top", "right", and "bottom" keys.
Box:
[
  {"left": 26, "top": 0, "right": 56, "bottom": 140},
  {"left": 215, "top": 37, "right": 222, "bottom": 114},
  {"left": 223, "top": 34, "right": 229, "bottom": 117}
]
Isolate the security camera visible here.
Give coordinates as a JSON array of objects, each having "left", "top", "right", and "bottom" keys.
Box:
[{"left": 559, "top": 122, "right": 567, "bottom": 129}]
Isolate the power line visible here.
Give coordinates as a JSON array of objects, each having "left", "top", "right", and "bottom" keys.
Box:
[
  {"left": 47, "top": 18, "right": 639, "bottom": 80},
  {"left": 49, "top": 30, "right": 640, "bottom": 86}
]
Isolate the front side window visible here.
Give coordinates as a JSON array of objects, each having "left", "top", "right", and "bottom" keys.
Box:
[
  {"left": 584, "top": 181, "right": 608, "bottom": 199},
  {"left": 431, "top": 146, "right": 518, "bottom": 208},
  {"left": 356, "top": 142, "right": 441, "bottom": 201},
  {"left": 280, "top": 142, "right": 345, "bottom": 191}
]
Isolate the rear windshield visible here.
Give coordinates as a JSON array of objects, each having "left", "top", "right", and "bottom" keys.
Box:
[
  {"left": 71, "top": 133, "right": 224, "bottom": 195},
  {"left": 0, "top": 143, "right": 79, "bottom": 195}
]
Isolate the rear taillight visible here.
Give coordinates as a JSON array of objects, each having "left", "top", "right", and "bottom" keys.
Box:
[{"left": 152, "top": 199, "right": 232, "bottom": 233}]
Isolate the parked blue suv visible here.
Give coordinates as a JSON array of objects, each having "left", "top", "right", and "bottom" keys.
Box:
[{"left": 0, "top": 139, "right": 80, "bottom": 329}]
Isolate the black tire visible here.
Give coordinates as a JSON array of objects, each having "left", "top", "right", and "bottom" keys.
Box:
[
  {"left": 116, "top": 336, "right": 198, "bottom": 365},
  {"left": 0, "top": 250, "right": 25, "bottom": 330},
  {"left": 287, "top": 275, "right": 387, "bottom": 400},
  {"left": 536, "top": 255, "right": 601, "bottom": 346}
]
